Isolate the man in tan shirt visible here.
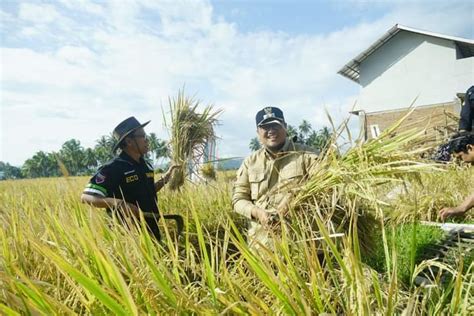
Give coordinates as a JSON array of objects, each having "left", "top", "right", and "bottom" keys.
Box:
[{"left": 232, "top": 106, "right": 319, "bottom": 250}]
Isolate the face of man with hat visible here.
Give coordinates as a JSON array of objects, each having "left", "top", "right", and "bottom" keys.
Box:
[
  {"left": 255, "top": 107, "right": 288, "bottom": 153},
  {"left": 113, "top": 116, "right": 151, "bottom": 161}
]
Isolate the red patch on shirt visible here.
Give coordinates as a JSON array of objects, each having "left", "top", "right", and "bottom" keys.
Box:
[{"left": 96, "top": 172, "right": 106, "bottom": 184}]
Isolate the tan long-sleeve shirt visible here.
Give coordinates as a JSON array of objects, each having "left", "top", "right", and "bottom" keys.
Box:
[{"left": 232, "top": 138, "right": 319, "bottom": 247}]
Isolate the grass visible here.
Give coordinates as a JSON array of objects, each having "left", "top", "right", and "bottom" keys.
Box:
[
  {"left": 0, "top": 166, "right": 472, "bottom": 314},
  {"left": 0, "top": 117, "right": 473, "bottom": 314},
  {"left": 367, "top": 224, "right": 445, "bottom": 284}
]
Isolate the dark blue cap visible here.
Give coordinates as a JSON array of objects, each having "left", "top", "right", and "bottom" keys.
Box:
[{"left": 255, "top": 106, "right": 285, "bottom": 127}]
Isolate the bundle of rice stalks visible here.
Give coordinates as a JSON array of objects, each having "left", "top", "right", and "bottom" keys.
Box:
[
  {"left": 164, "top": 89, "right": 222, "bottom": 190},
  {"left": 200, "top": 162, "right": 217, "bottom": 181},
  {"left": 284, "top": 111, "right": 443, "bottom": 254}
]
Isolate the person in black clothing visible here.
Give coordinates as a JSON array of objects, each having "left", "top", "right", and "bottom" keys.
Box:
[
  {"left": 81, "top": 116, "right": 177, "bottom": 240},
  {"left": 459, "top": 85, "right": 474, "bottom": 133},
  {"left": 438, "top": 133, "right": 474, "bottom": 221}
]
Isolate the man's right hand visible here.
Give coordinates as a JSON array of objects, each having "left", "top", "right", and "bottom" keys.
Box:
[
  {"left": 119, "top": 201, "right": 140, "bottom": 219},
  {"left": 252, "top": 207, "right": 280, "bottom": 227},
  {"left": 251, "top": 207, "right": 269, "bottom": 225}
]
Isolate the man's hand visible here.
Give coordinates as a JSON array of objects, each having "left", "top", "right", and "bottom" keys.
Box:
[
  {"left": 119, "top": 201, "right": 140, "bottom": 219},
  {"left": 439, "top": 194, "right": 474, "bottom": 221},
  {"left": 155, "top": 164, "right": 182, "bottom": 191},
  {"left": 163, "top": 163, "right": 181, "bottom": 183},
  {"left": 439, "top": 206, "right": 466, "bottom": 221},
  {"left": 251, "top": 207, "right": 282, "bottom": 228},
  {"left": 251, "top": 207, "right": 270, "bottom": 225}
]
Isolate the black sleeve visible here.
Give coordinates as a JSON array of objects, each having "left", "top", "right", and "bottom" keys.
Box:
[
  {"left": 459, "top": 86, "right": 474, "bottom": 131},
  {"left": 82, "top": 164, "right": 121, "bottom": 198}
]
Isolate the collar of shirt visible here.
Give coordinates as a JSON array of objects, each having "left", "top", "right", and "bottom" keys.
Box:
[{"left": 119, "top": 151, "right": 145, "bottom": 166}]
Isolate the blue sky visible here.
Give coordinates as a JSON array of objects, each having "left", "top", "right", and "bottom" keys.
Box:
[{"left": 1, "top": 0, "right": 473, "bottom": 166}]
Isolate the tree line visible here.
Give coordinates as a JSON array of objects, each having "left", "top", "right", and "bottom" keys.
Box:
[
  {"left": 1, "top": 120, "right": 332, "bottom": 180},
  {"left": 249, "top": 119, "right": 332, "bottom": 152},
  {"left": 0, "top": 133, "right": 169, "bottom": 180}
]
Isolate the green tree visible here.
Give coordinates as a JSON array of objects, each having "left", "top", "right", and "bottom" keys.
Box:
[
  {"left": 305, "top": 127, "right": 332, "bottom": 153},
  {"left": 0, "top": 161, "right": 23, "bottom": 179},
  {"left": 287, "top": 124, "right": 298, "bottom": 141},
  {"left": 94, "top": 134, "right": 115, "bottom": 165},
  {"left": 298, "top": 120, "right": 312, "bottom": 140},
  {"left": 83, "top": 148, "right": 98, "bottom": 173},
  {"left": 147, "top": 133, "right": 169, "bottom": 166},
  {"left": 59, "top": 139, "right": 86, "bottom": 175},
  {"left": 249, "top": 137, "right": 261, "bottom": 151},
  {"left": 22, "top": 151, "right": 59, "bottom": 178}
]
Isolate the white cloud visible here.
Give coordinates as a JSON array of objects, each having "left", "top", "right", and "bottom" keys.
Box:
[
  {"left": 1, "top": 0, "right": 472, "bottom": 165},
  {"left": 19, "top": 3, "right": 61, "bottom": 24},
  {"left": 19, "top": 26, "right": 41, "bottom": 37},
  {"left": 58, "top": 0, "right": 104, "bottom": 15},
  {"left": 56, "top": 46, "right": 96, "bottom": 66},
  {"left": 2, "top": 48, "right": 100, "bottom": 88}
]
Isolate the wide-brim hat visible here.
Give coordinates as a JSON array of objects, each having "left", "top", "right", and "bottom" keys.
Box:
[
  {"left": 255, "top": 106, "right": 286, "bottom": 127},
  {"left": 112, "top": 116, "right": 150, "bottom": 152}
]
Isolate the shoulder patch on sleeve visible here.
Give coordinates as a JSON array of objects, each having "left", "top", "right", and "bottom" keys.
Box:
[{"left": 96, "top": 172, "right": 106, "bottom": 184}]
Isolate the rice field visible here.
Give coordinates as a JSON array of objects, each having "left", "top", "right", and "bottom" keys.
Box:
[{"left": 1, "top": 127, "right": 473, "bottom": 314}]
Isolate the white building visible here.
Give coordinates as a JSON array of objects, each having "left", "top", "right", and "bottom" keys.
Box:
[{"left": 338, "top": 24, "right": 474, "bottom": 139}]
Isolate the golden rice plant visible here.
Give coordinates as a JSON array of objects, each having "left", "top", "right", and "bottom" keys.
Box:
[
  {"left": 164, "top": 89, "right": 221, "bottom": 190},
  {"left": 1, "top": 169, "right": 472, "bottom": 313},
  {"left": 200, "top": 162, "right": 217, "bottom": 181},
  {"left": 1, "top": 108, "right": 472, "bottom": 314},
  {"left": 279, "top": 110, "right": 443, "bottom": 254}
]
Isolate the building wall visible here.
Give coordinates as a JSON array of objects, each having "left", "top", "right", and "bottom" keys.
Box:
[
  {"left": 358, "top": 31, "right": 473, "bottom": 113},
  {"left": 363, "top": 101, "right": 460, "bottom": 141}
]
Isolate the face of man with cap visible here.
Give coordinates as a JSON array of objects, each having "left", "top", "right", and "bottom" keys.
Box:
[
  {"left": 256, "top": 107, "right": 287, "bottom": 152},
  {"left": 124, "top": 127, "right": 150, "bottom": 157}
]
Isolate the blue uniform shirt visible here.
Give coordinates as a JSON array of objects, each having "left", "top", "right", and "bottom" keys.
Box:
[{"left": 83, "top": 151, "right": 158, "bottom": 214}]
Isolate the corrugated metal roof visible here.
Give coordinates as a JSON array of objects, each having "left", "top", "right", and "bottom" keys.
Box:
[{"left": 337, "top": 24, "right": 474, "bottom": 84}]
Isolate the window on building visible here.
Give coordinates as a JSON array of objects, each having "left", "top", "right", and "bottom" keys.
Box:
[{"left": 370, "top": 124, "right": 381, "bottom": 138}]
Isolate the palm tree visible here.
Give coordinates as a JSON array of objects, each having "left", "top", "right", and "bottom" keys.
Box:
[
  {"left": 287, "top": 124, "right": 298, "bottom": 141},
  {"left": 306, "top": 127, "right": 332, "bottom": 153},
  {"left": 59, "top": 139, "right": 85, "bottom": 175},
  {"left": 147, "top": 133, "right": 169, "bottom": 166},
  {"left": 22, "top": 151, "right": 59, "bottom": 178},
  {"left": 94, "top": 134, "right": 115, "bottom": 165},
  {"left": 155, "top": 139, "right": 169, "bottom": 160},
  {"left": 298, "top": 120, "right": 312, "bottom": 140},
  {"left": 249, "top": 137, "right": 261, "bottom": 151},
  {"left": 83, "top": 148, "right": 98, "bottom": 173}
]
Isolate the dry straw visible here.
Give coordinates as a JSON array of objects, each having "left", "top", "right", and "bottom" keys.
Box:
[
  {"left": 276, "top": 109, "right": 443, "bottom": 254},
  {"left": 164, "top": 89, "right": 222, "bottom": 190}
]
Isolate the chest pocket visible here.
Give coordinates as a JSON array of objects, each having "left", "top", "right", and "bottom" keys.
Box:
[
  {"left": 279, "top": 161, "right": 305, "bottom": 182},
  {"left": 249, "top": 170, "right": 265, "bottom": 201}
]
